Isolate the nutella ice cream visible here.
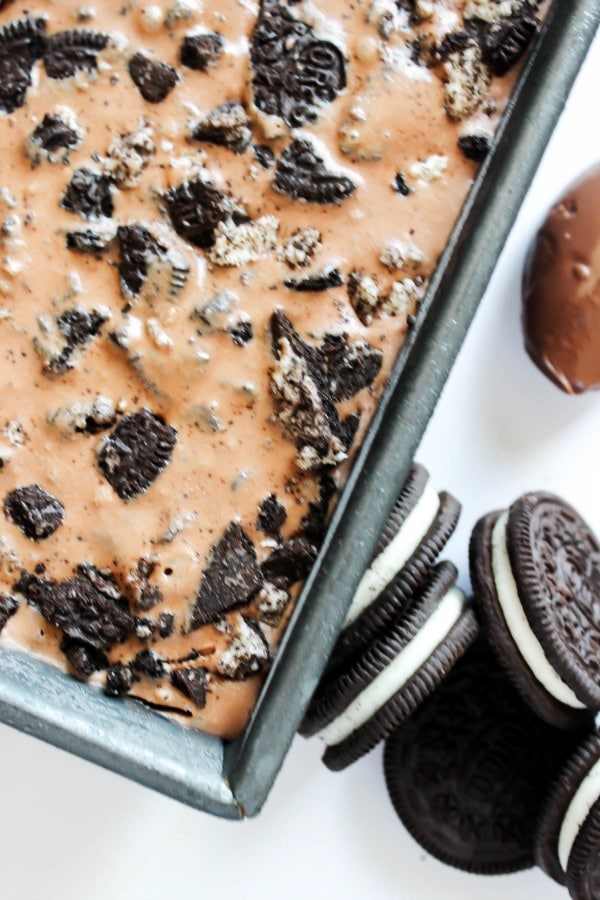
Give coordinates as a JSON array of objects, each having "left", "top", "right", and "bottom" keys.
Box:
[{"left": 0, "top": 0, "right": 541, "bottom": 738}]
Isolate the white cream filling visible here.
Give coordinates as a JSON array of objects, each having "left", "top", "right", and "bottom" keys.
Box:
[
  {"left": 558, "top": 757, "right": 600, "bottom": 871},
  {"left": 344, "top": 482, "right": 440, "bottom": 627},
  {"left": 491, "top": 512, "right": 585, "bottom": 709},
  {"left": 318, "top": 586, "right": 466, "bottom": 746}
]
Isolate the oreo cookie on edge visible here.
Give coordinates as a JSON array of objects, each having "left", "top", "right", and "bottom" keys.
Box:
[
  {"left": 300, "top": 561, "right": 478, "bottom": 771},
  {"left": 330, "top": 462, "right": 461, "bottom": 668},
  {"left": 535, "top": 733, "right": 600, "bottom": 899},
  {"left": 384, "top": 640, "right": 584, "bottom": 875},
  {"left": 469, "top": 492, "right": 599, "bottom": 729}
]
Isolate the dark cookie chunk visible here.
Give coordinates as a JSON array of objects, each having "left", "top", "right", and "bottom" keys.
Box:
[
  {"left": 190, "top": 522, "right": 264, "bottom": 629},
  {"left": 0, "top": 594, "right": 18, "bottom": 632},
  {"left": 164, "top": 178, "right": 248, "bottom": 249},
  {"left": 0, "top": 17, "right": 46, "bottom": 113},
  {"left": 339, "top": 412, "right": 360, "bottom": 453},
  {"left": 157, "top": 611, "right": 174, "bottom": 638},
  {"left": 37, "top": 306, "right": 108, "bottom": 375},
  {"left": 62, "top": 638, "right": 108, "bottom": 679},
  {"left": 257, "top": 494, "right": 287, "bottom": 536},
  {"left": 44, "top": 29, "right": 108, "bottom": 79},
  {"left": 190, "top": 100, "right": 252, "bottom": 154},
  {"left": 229, "top": 320, "right": 253, "bottom": 347},
  {"left": 274, "top": 140, "right": 356, "bottom": 204},
  {"left": 480, "top": 10, "right": 539, "bottom": 77},
  {"left": 250, "top": 0, "right": 346, "bottom": 127},
  {"left": 15, "top": 569, "right": 134, "bottom": 652},
  {"left": 299, "top": 474, "right": 336, "bottom": 545},
  {"left": 261, "top": 534, "right": 317, "bottom": 588},
  {"left": 179, "top": 32, "right": 223, "bottom": 71},
  {"left": 128, "top": 52, "right": 178, "bottom": 103},
  {"left": 97, "top": 409, "right": 177, "bottom": 501},
  {"left": 270, "top": 310, "right": 346, "bottom": 471},
  {"left": 217, "top": 616, "right": 271, "bottom": 679},
  {"left": 27, "top": 113, "right": 82, "bottom": 163},
  {"left": 4, "top": 484, "right": 64, "bottom": 540},
  {"left": 171, "top": 666, "right": 209, "bottom": 707},
  {"left": 132, "top": 648, "right": 165, "bottom": 678},
  {"left": 253, "top": 144, "right": 275, "bottom": 169},
  {"left": 392, "top": 173, "right": 411, "bottom": 196},
  {"left": 458, "top": 133, "right": 490, "bottom": 161},
  {"left": 383, "top": 641, "right": 581, "bottom": 874},
  {"left": 284, "top": 267, "right": 344, "bottom": 292},
  {"left": 117, "top": 224, "right": 189, "bottom": 304},
  {"left": 104, "top": 663, "right": 133, "bottom": 697},
  {"left": 134, "top": 615, "right": 156, "bottom": 641},
  {"left": 66, "top": 229, "right": 113, "bottom": 257},
  {"left": 61, "top": 168, "right": 114, "bottom": 219},
  {"left": 319, "top": 333, "right": 383, "bottom": 402}
]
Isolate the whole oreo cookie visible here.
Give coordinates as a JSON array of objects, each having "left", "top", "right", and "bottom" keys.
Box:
[
  {"left": 330, "top": 463, "right": 461, "bottom": 668},
  {"left": 470, "top": 492, "right": 600, "bottom": 729},
  {"left": 301, "top": 561, "right": 478, "bottom": 771},
  {"left": 384, "top": 640, "right": 583, "bottom": 874},
  {"left": 536, "top": 733, "right": 600, "bottom": 897}
]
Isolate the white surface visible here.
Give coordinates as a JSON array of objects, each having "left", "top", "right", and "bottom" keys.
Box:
[{"left": 1, "top": 30, "right": 600, "bottom": 900}]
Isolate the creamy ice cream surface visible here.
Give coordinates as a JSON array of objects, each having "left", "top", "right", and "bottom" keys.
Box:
[{"left": 0, "top": 0, "right": 540, "bottom": 738}]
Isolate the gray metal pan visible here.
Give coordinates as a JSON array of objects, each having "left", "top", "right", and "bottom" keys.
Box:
[{"left": 0, "top": 0, "right": 597, "bottom": 820}]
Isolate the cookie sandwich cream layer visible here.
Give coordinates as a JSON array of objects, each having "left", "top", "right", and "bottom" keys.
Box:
[{"left": 0, "top": 0, "right": 538, "bottom": 738}]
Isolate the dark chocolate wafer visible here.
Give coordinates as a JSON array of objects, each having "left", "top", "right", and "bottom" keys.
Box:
[{"left": 384, "top": 640, "right": 583, "bottom": 875}]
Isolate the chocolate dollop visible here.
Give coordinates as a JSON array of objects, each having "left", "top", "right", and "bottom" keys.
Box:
[{"left": 522, "top": 163, "right": 600, "bottom": 394}]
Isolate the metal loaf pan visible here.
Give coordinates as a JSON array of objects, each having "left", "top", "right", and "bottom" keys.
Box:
[{"left": 0, "top": 0, "right": 598, "bottom": 820}]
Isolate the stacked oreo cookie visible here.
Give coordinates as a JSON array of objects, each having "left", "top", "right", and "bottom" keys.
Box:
[
  {"left": 302, "top": 478, "right": 600, "bottom": 898},
  {"left": 300, "top": 462, "right": 479, "bottom": 770}
]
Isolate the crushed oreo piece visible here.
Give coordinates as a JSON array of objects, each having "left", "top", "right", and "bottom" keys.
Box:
[
  {"left": 190, "top": 521, "right": 264, "bottom": 629},
  {"left": 66, "top": 228, "right": 113, "bottom": 257},
  {"left": 284, "top": 267, "right": 344, "bottom": 292},
  {"left": 217, "top": 616, "right": 270, "bottom": 680},
  {"left": 15, "top": 570, "right": 134, "bottom": 651},
  {"left": 257, "top": 494, "right": 287, "bottom": 536},
  {"left": 179, "top": 31, "right": 223, "bottom": 71},
  {"left": 62, "top": 638, "right": 108, "bottom": 678},
  {"left": 105, "top": 663, "right": 133, "bottom": 697},
  {"left": 393, "top": 172, "right": 411, "bottom": 196},
  {"left": 97, "top": 409, "right": 177, "bottom": 501},
  {"left": 340, "top": 411, "right": 361, "bottom": 453},
  {"left": 299, "top": 473, "right": 336, "bottom": 545},
  {"left": 132, "top": 648, "right": 165, "bottom": 678},
  {"left": 443, "top": 41, "right": 490, "bottom": 121},
  {"left": 117, "top": 224, "right": 189, "bottom": 304},
  {"left": 0, "top": 17, "right": 46, "bottom": 114},
  {"left": 0, "top": 594, "right": 18, "bottom": 632},
  {"left": 458, "top": 133, "right": 491, "bottom": 161},
  {"left": 250, "top": 0, "right": 346, "bottom": 127},
  {"left": 281, "top": 227, "right": 321, "bottom": 268},
  {"left": 4, "top": 484, "right": 64, "bottom": 540},
  {"left": 26, "top": 113, "right": 82, "bottom": 165},
  {"left": 48, "top": 395, "right": 117, "bottom": 436},
  {"left": 270, "top": 310, "right": 347, "bottom": 471},
  {"left": 261, "top": 534, "right": 317, "bottom": 588},
  {"left": 229, "top": 320, "right": 253, "bottom": 346},
  {"left": 171, "top": 666, "right": 209, "bottom": 706},
  {"left": 481, "top": 10, "right": 538, "bottom": 76},
  {"left": 253, "top": 144, "right": 275, "bottom": 169},
  {"left": 158, "top": 611, "right": 175, "bottom": 638},
  {"left": 190, "top": 100, "right": 252, "bottom": 154},
  {"left": 102, "top": 125, "right": 156, "bottom": 188},
  {"left": 44, "top": 29, "right": 108, "bottom": 79},
  {"left": 347, "top": 270, "right": 380, "bottom": 325},
  {"left": 61, "top": 168, "right": 114, "bottom": 219},
  {"left": 135, "top": 616, "right": 156, "bottom": 641},
  {"left": 274, "top": 140, "right": 356, "bottom": 204},
  {"left": 36, "top": 306, "right": 108, "bottom": 375},
  {"left": 256, "top": 582, "right": 289, "bottom": 627},
  {"left": 164, "top": 178, "right": 248, "bottom": 249},
  {"left": 128, "top": 52, "right": 178, "bottom": 103},
  {"left": 319, "top": 333, "right": 383, "bottom": 402},
  {"left": 139, "top": 583, "right": 162, "bottom": 611}
]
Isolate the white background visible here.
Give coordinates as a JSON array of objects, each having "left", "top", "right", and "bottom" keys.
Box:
[{"left": 1, "top": 28, "right": 599, "bottom": 900}]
